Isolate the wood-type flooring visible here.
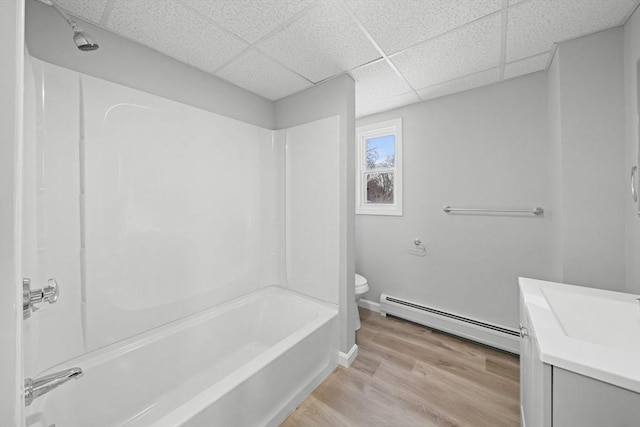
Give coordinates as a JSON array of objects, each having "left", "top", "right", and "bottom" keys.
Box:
[{"left": 281, "top": 307, "right": 520, "bottom": 427}]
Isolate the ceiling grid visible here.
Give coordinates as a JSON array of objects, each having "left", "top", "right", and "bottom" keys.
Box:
[
  {"left": 340, "top": 0, "right": 421, "bottom": 109},
  {"left": 50, "top": 0, "right": 640, "bottom": 116}
]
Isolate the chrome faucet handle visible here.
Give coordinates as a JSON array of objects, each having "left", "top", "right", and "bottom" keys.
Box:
[
  {"left": 41, "top": 279, "right": 59, "bottom": 304},
  {"left": 23, "top": 278, "right": 59, "bottom": 319}
]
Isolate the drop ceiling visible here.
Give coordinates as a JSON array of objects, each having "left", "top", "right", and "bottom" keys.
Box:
[{"left": 52, "top": 0, "right": 639, "bottom": 117}]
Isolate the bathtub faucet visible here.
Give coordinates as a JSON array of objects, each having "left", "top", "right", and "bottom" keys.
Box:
[{"left": 24, "top": 367, "right": 84, "bottom": 406}]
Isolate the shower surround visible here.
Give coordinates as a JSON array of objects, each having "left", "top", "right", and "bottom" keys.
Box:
[{"left": 23, "top": 56, "right": 341, "bottom": 426}]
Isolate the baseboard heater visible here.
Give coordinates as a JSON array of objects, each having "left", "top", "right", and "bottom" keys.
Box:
[{"left": 380, "top": 294, "right": 520, "bottom": 354}]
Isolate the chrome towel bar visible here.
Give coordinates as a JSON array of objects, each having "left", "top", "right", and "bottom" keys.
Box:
[{"left": 443, "top": 206, "right": 544, "bottom": 215}]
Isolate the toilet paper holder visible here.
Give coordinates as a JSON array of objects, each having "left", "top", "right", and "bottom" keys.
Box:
[{"left": 408, "top": 239, "right": 426, "bottom": 256}]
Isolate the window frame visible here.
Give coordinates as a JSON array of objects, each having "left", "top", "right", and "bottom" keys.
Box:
[{"left": 356, "top": 118, "right": 403, "bottom": 216}]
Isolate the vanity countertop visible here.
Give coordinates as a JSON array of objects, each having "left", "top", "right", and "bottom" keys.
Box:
[{"left": 519, "top": 277, "right": 640, "bottom": 393}]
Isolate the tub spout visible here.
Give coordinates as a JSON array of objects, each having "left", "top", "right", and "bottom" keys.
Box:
[{"left": 24, "top": 367, "right": 83, "bottom": 406}]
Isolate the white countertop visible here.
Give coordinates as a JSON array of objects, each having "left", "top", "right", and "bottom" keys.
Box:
[{"left": 519, "top": 277, "right": 640, "bottom": 393}]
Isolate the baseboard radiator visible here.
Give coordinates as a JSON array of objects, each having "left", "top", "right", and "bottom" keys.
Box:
[{"left": 379, "top": 294, "right": 520, "bottom": 354}]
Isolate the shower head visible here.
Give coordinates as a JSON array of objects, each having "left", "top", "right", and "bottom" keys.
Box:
[
  {"left": 47, "top": 0, "right": 99, "bottom": 52},
  {"left": 72, "top": 29, "right": 99, "bottom": 51}
]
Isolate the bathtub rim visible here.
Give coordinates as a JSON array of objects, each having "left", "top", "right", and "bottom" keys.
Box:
[{"left": 36, "top": 285, "right": 338, "bottom": 377}]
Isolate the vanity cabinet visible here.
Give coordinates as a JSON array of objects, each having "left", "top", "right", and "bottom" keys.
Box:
[
  {"left": 519, "top": 282, "right": 640, "bottom": 427},
  {"left": 552, "top": 368, "right": 640, "bottom": 426},
  {"left": 519, "top": 294, "right": 552, "bottom": 427},
  {"left": 520, "top": 346, "right": 640, "bottom": 426}
]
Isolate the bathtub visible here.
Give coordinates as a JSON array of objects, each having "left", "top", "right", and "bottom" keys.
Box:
[{"left": 26, "top": 286, "right": 339, "bottom": 427}]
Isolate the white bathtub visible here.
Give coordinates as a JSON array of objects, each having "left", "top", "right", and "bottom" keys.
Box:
[{"left": 26, "top": 286, "right": 339, "bottom": 427}]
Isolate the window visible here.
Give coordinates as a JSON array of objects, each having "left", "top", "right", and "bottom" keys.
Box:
[{"left": 356, "top": 118, "right": 403, "bottom": 216}]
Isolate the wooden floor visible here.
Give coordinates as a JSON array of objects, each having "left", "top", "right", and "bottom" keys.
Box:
[{"left": 281, "top": 308, "right": 520, "bottom": 427}]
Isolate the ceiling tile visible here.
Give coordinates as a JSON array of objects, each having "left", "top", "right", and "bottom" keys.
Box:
[
  {"left": 181, "top": 0, "right": 315, "bottom": 44},
  {"left": 356, "top": 92, "right": 421, "bottom": 118},
  {"left": 257, "top": 1, "right": 381, "bottom": 83},
  {"left": 504, "top": 52, "right": 549, "bottom": 80},
  {"left": 417, "top": 68, "right": 500, "bottom": 101},
  {"left": 107, "top": 0, "right": 248, "bottom": 73},
  {"left": 345, "top": 0, "right": 502, "bottom": 55},
  {"left": 55, "top": 0, "right": 108, "bottom": 24},
  {"left": 506, "top": 0, "right": 639, "bottom": 62},
  {"left": 391, "top": 14, "right": 502, "bottom": 90},
  {"left": 216, "top": 49, "right": 312, "bottom": 100},
  {"left": 350, "top": 59, "right": 414, "bottom": 106}
]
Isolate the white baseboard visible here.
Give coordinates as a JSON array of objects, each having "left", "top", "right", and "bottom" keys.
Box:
[
  {"left": 357, "top": 298, "right": 380, "bottom": 312},
  {"left": 338, "top": 344, "right": 358, "bottom": 368}
]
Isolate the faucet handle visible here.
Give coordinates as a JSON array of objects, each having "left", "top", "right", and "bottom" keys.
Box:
[
  {"left": 23, "top": 278, "right": 59, "bottom": 319},
  {"left": 42, "top": 279, "right": 59, "bottom": 304}
]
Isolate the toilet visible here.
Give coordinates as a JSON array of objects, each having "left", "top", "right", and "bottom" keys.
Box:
[{"left": 354, "top": 273, "right": 369, "bottom": 330}]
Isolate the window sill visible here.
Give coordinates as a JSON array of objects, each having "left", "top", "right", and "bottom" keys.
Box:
[{"left": 356, "top": 206, "right": 403, "bottom": 216}]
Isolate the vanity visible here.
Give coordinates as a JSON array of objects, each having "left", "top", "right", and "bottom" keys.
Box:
[{"left": 519, "top": 278, "right": 640, "bottom": 427}]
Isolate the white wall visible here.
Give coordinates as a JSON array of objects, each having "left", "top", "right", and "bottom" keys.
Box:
[
  {"left": 275, "top": 75, "right": 356, "bottom": 354},
  {"left": 551, "top": 28, "right": 628, "bottom": 292},
  {"left": 356, "top": 25, "right": 635, "bottom": 333},
  {"left": 0, "top": 1, "right": 25, "bottom": 425},
  {"left": 547, "top": 49, "right": 563, "bottom": 281},
  {"left": 24, "top": 0, "right": 275, "bottom": 129},
  {"left": 356, "top": 73, "right": 553, "bottom": 329},
  {"left": 624, "top": 7, "right": 640, "bottom": 294}
]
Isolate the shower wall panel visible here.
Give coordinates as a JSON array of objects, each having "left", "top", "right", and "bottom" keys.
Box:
[
  {"left": 26, "top": 58, "right": 85, "bottom": 373},
  {"left": 285, "top": 116, "right": 341, "bottom": 305},
  {"left": 81, "top": 74, "right": 274, "bottom": 351},
  {"left": 29, "top": 59, "right": 277, "bottom": 358}
]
